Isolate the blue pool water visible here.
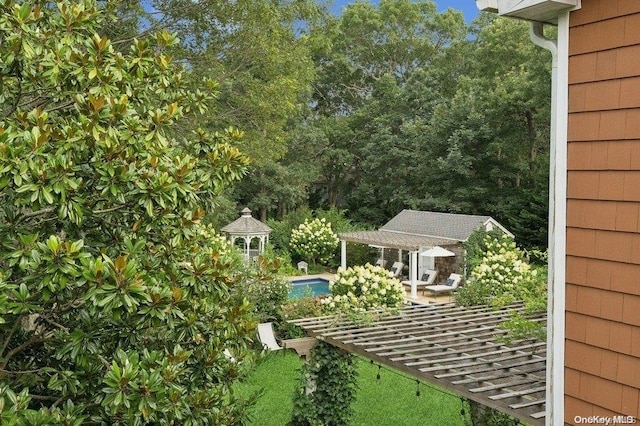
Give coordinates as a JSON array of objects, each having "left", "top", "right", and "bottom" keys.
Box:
[{"left": 289, "top": 278, "right": 331, "bottom": 299}]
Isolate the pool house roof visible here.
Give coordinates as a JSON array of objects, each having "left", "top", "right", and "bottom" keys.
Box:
[
  {"left": 291, "top": 302, "right": 547, "bottom": 425},
  {"left": 339, "top": 210, "right": 512, "bottom": 251}
]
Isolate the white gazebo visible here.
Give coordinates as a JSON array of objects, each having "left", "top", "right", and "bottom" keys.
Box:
[{"left": 221, "top": 208, "right": 272, "bottom": 260}]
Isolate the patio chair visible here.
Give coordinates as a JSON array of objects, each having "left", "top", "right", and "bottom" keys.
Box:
[
  {"left": 375, "top": 258, "right": 387, "bottom": 269},
  {"left": 402, "top": 269, "right": 438, "bottom": 289},
  {"left": 257, "top": 322, "right": 283, "bottom": 351},
  {"left": 422, "top": 273, "right": 462, "bottom": 296},
  {"left": 389, "top": 261, "right": 404, "bottom": 278},
  {"left": 297, "top": 261, "right": 308, "bottom": 275}
]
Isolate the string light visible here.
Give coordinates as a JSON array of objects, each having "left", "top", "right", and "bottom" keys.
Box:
[{"left": 365, "top": 359, "right": 457, "bottom": 399}]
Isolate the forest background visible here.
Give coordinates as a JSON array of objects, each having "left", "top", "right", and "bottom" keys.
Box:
[{"left": 138, "top": 0, "right": 553, "bottom": 250}]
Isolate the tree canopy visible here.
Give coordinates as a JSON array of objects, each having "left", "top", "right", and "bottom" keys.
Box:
[{"left": 0, "top": 1, "right": 260, "bottom": 423}]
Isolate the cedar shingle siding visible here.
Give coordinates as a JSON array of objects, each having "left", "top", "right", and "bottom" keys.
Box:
[{"left": 567, "top": 0, "right": 640, "bottom": 423}]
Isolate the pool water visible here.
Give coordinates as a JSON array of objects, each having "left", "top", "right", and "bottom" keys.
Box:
[{"left": 289, "top": 278, "right": 331, "bottom": 299}]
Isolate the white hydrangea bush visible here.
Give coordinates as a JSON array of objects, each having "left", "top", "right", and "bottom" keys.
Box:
[
  {"left": 322, "top": 263, "right": 405, "bottom": 314},
  {"left": 466, "top": 235, "right": 542, "bottom": 307},
  {"left": 290, "top": 218, "right": 339, "bottom": 265}
]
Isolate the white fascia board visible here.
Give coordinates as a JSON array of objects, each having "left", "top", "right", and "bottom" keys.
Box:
[
  {"left": 476, "top": 0, "right": 499, "bottom": 12},
  {"left": 497, "top": 0, "right": 579, "bottom": 24}
]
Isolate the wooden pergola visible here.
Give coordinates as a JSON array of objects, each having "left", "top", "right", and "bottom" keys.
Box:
[{"left": 290, "top": 302, "right": 547, "bottom": 424}]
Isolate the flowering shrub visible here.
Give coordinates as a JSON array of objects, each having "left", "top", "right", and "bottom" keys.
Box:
[
  {"left": 456, "top": 234, "right": 547, "bottom": 346},
  {"left": 321, "top": 263, "right": 404, "bottom": 314},
  {"left": 290, "top": 218, "right": 339, "bottom": 265},
  {"left": 457, "top": 235, "right": 544, "bottom": 307}
]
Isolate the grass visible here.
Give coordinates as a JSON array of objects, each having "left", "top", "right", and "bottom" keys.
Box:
[{"left": 239, "top": 351, "right": 470, "bottom": 425}]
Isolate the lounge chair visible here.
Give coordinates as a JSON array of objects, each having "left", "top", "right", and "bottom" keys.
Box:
[
  {"left": 257, "top": 322, "right": 282, "bottom": 351},
  {"left": 423, "top": 273, "right": 462, "bottom": 296},
  {"left": 389, "top": 261, "right": 404, "bottom": 278},
  {"left": 402, "top": 269, "right": 438, "bottom": 290},
  {"left": 375, "top": 258, "right": 387, "bottom": 269}
]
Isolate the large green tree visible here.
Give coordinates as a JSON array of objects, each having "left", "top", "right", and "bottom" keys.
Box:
[
  {"left": 131, "top": 0, "right": 323, "bottom": 221},
  {"left": 0, "top": 1, "right": 258, "bottom": 423},
  {"left": 303, "top": 6, "right": 551, "bottom": 247}
]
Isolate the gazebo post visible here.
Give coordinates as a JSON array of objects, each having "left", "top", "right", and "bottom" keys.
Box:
[
  {"left": 409, "top": 250, "right": 418, "bottom": 299},
  {"left": 340, "top": 239, "right": 347, "bottom": 269}
]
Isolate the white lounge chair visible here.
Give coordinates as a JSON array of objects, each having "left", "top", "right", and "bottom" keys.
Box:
[
  {"left": 389, "top": 262, "right": 404, "bottom": 278},
  {"left": 402, "top": 269, "right": 438, "bottom": 290},
  {"left": 375, "top": 258, "right": 387, "bottom": 268},
  {"left": 258, "top": 322, "right": 282, "bottom": 351},
  {"left": 423, "top": 273, "right": 462, "bottom": 296}
]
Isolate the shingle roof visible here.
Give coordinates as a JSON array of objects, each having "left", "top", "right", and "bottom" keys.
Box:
[
  {"left": 220, "top": 208, "right": 272, "bottom": 235},
  {"left": 380, "top": 209, "right": 507, "bottom": 241}
]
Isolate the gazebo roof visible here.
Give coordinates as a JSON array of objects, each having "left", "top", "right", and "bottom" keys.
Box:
[
  {"left": 291, "top": 302, "right": 547, "bottom": 425},
  {"left": 221, "top": 208, "right": 272, "bottom": 236}
]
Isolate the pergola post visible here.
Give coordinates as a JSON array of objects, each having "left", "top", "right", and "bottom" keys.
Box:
[
  {"left": 340, "top": 239, "right": 347, "bottom": 270},
  {"left": 409, "top": 250, "right": 418, "bottom": 299}
]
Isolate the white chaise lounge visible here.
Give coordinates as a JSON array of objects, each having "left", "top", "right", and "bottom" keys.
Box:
[
  {"left": 423, "top": 273, "right": 462, "bottom": 296},
  {"left": 402, "top": 269, "right": 438, "bottom": 292}
]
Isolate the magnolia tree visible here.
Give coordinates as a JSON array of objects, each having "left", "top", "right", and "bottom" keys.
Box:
[
  {"left": 0, "top": 1, "right": 259, "bottom": 423},
  {"left": 289, "top": 218, "right": 339, "bottom": 266},
  {"left": 322, "top": 263, "right": 405, "bottom": 314}
]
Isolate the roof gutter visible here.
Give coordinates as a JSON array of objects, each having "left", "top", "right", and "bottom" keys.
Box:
[{"left": 529, "top": 14, "right": 570, "bottom": 426}]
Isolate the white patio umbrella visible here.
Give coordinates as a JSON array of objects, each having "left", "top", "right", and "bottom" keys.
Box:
[{"left": 420, "top": 246, "right": 455, "bottom": 257}]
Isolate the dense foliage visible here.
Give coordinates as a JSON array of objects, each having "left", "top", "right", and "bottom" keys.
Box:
[
  {"left": 205, "top": 1, "right": 553, "bottom": 250},
  {"left": 456, "top": 235, "right": 546, "bottom": 314},
  {"left": 290, "top": 341, "right": 358, "bottom": 426},
  {"left": 0, "top": 1, "right": 260, "bottom": 423},
  {"left": 290, "top": 218, "right": 339, "bottom": 266}
]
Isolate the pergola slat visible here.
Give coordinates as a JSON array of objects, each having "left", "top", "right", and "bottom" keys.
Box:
[
  {"left": 405, "top": 342, "right": 545, "bottom": 367},
  {"left": 289, "top": 303, "right": 547, "bottom": 425},
  {"left": 419, "top": 351, "right": 544, "bottom": 373},
  {"left": 469, "top": 377, "right": 540, "bottom": 392},
  {"left": 450, "top": 365, "right": 546, "bottom": 384},
  {"left": 488, "top": 386, "right": 547, "bottom": 400},
  {"left": 510, "top": 399, "right": 546, "bottom": 409},
  {"left": 436, "top": 358, "right": 545, "bottom": 379}
]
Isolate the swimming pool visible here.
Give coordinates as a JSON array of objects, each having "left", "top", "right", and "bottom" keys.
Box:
[{"left": 289, "top": 278, "right": 331, "bottom": 299}]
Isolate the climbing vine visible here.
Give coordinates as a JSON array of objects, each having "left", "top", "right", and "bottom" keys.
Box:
[
  {"left": 290, "top": 342, "right": 358, "bottom": 426},
  {"left": 290, "top": 264, "right": 403, "bottom": 425}
]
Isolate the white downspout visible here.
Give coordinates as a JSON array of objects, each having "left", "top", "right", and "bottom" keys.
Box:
[{"left": 530, "top": 13, "right": 569, "bottom": 426}]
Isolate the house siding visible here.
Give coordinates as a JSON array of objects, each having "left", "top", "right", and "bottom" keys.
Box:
[{"left": 567, "top": 0, "right": 640, "bottom": 424}]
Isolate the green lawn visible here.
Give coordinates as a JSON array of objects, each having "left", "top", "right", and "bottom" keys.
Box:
[{"left": 239, "top": 351, "right": 470, "bottom": 425}]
